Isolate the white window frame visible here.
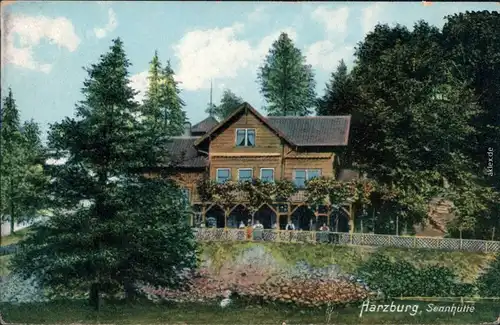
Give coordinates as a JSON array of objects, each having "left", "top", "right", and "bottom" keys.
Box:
[
  {"left": 238, "top": 168, "right": 253, "bottom": 182},
  {"left": 260, "top": 168, "right": 275, "bottom": 183},
  {"left": 216, "top": 168, "right": 231, "bottom": 183},
  {"left": 235, "top": 128, "right": 256, "bottom": 147},
  {"left": 293, "top": 169, "right": 321, "bottom": 187}
]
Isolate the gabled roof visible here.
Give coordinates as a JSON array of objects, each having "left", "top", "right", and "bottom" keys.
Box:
[
  {"left": 165, "top": 136, "right": 208, "bottom": 168},
  {"left": 193, "top": 102, "right": 294, "bottom": 147},
  {"left": 191, "top": 116, "right": 218, "bottom": 134},
  {"left": 267, "top": 116, "right": 350, "bottom": 146},
  {"left": 193, "top": 102, "right": 351, "bottom": 147}
]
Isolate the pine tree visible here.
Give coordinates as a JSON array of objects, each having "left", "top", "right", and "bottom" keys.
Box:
[
  {"left": 142, "top": 52, "right": 186, "bottom": 137},
  {"left": 257, "top": 32, "right": 316, "bottom": 116},
  {"left": 11, "top": 39, "right": 197, "bottom": 310},
  {"left": 162, "top": 60, "right": 186, "bottom": 136},
  {"left": 316, "top": 60, "right": 358, "bottom": 116},
  {"left": 0, "top": 89, "right": 47, "bottom": 234},
  {"left": 212, "top": 89, "right": 243, "bottom": 120}
]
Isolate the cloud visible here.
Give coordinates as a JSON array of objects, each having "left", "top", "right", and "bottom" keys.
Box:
[
  {"left": 1, "top": 13, "right": 80, "bottom": 73},
  {"left": 307, "top": 6, "right": 352, "bottom": 72},
  {"left": 247, "top": 4, "right": 271, "bottom": 23},
  {"left": 361, "top": 2, "right": 387, "bottom": 34},
  {"left": 311, "top": 6, "right": 349, "bottom": 39},
  {"left": 305, "top": 40, "right": 354, "bottom": 71},
  {"left": 94, "top": 8, "right": 118, "bottom": 39},
  {"left": 173, "top": 23, "right": 255, "bottom": 91},
  {"left": 129, "top": 71, "right": 148, "bottom": 103},
  {"left": 130, "top": 25, "right": 298, "bottom": 94}
]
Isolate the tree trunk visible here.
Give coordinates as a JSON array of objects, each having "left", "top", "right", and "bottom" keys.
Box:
[
  {"left": 89, "top": 283, "right": 101, "bottom": 311},
  {"left": 10, "top": 178, "right": 15, "bottom": 235},
  {"left": 124, "top": 280, "right": 137, "bottom": 301}
]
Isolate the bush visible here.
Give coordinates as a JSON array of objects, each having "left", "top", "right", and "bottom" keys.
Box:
[
  {"left": 476, "top": 255, "right": 500, "bottom": 297},
  {"left": 356, "top": 253, "right": 475, "bottom": 298}
]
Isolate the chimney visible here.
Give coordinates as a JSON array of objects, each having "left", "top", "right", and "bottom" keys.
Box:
[{"left": 183, "top": 122, "right": 191, "bottom": 137}]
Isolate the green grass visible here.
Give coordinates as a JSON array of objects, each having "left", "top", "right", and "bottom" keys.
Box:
[
  {"left": 0, "top": 228, "right": 31, "bottom": 246},
  {"left": 0, "top": 299, "right": 498, "bottom": 324},
  {"left": 200, "top": 241, "right": 495, "bottom": 282}
]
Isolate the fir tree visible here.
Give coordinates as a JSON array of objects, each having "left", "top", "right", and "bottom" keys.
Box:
[
  {"left": 316, "top": 60, "right": 358, "bottom": 116},
  {"left": 0, "top": 89, "right": 47, "bottom": 234},
  {"left": 257, "top": 32, "right": 316, "bottom": 116},
  {"left": 11, "top": 39, "right": 197, "bottom": 310},
  {"left": 211, "top": 89, "right": 243, "bottom": 120},
  {"left": 142, "top": 52, "right": 186, "bottom": 137}
]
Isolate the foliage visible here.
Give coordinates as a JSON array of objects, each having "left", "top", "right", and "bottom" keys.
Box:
[
  {"left": 337, "top": 18, "right": 500, "bottom": 236},
  {"left": 316, "top": 60, "right": 357, "bottom": 116},
  {"left": 257, "top": 32, "right": 316, "bottom": 116},
  {"left": 11, "top": 39, "right": 197, "bottom": 310},
  {"left": 141, "top": 51, "right": 186, "bottom": 137},
  {"left": 476, "top": 255, "right": 500, "bottom": 297},
  {"left": 441, "top": 11, "right": 500, "bottom": 190},
  {"left": 305, "top": 177, "right": 375, "bottom": 208},
  {"left": 209, "top": 89, "right": 244, "bottom": 121},
  {"left": 239, "top": 179, "right": 274, "bottom": 215},
  {"left": 0, "top": 89, "right": 48, "bottom": 233},
  {"left": 196, "top": 178, "right": 297, "bottom": 214},
  {"left": 356, "top": 254, "right": 476, "bottom": 298}
]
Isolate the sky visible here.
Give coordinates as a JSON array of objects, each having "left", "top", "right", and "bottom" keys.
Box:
[{"left": 1, "top": 1, "right": 498, "bottom": 142}]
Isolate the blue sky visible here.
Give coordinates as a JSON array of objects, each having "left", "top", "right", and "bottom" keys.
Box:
[{"left": 1, "top": 1, "right": 498, "bottom": 141}]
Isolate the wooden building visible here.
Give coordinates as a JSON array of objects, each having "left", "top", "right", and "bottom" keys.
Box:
[{"left": 154, "top": 103, "right": 352, "bottom": 231}]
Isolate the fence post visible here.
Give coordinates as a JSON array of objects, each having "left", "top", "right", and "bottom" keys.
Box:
[
  {"left": 485, "top": 241, "right": 488, "bottom": 253},
  {"left": 413, "top": 236, "right": 416, "bottom": 248}
]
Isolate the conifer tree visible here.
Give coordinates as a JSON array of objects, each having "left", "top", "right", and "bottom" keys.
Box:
[
  {"left": 257, "top": 32, "right": 316, "bottom": 116},
  {"left": 0, "top": 89, "right": 47, "bottom": 234},
  {"left": 142, "top": 52, "right": 186, "bottom": 137},
  {"left": 211, "top": 89, "right": 243, "bottom": 120},
  {"left": 11, "top": 39, "right": 197, "bottom": 310}
]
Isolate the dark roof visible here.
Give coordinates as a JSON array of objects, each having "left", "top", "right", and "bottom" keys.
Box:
[
  {"left": 165, "top": 137, "right": 207, "bottom": 168},
  {"left": 194, "top": 103, "right": 297, "bottom": 147},
  {"left": 267, "top": 116, "right": 350, "bottom": 146},
  {"left": 191, "top": 116, "right": 218, "bottom": 134},
  {"left": 193, "top": 103, "right": 350, "bottom": 147}
]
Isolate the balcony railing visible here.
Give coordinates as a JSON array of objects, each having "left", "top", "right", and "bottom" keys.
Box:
[{"left": 193, "top": 228, "right": 500, "bottom": 253}]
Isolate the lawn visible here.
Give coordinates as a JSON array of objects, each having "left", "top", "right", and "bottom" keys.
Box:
[
  {"left": 0, "top": 299, "right": 498, "bottom": 324},
  {"left": 0, "top": 228, "right": 31, "bottom": 246}
]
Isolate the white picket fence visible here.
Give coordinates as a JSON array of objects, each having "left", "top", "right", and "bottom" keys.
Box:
[{"left": 194, "top": 228, "right": 500, "bottom": 253}]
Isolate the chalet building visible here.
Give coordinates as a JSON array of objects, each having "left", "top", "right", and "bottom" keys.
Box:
[{"left": 153, "top": 103, "right": 353, "bottom": 231}]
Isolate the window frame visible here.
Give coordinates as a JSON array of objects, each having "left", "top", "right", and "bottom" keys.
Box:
[
  {"left": 216, "top": 168, "right": 231, "bottom": 183},
  {"left": 260, "top": 168, "right": 275, "bottom": 183},
  {"left": 293, "top": 169, "right": 322, "bottom": 188},
  {"left": 238, "top": 168, "right": 253, "bottom": 182},
  {"left": 235, "top": 128, "right": 256, "bottom": 147}
]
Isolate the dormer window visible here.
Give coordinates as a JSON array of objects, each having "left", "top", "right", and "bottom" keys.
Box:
[{"left": 236, "top": 128, "right": 255, "bottom": 147}]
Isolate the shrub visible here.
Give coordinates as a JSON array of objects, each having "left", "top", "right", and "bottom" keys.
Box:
[
  {"left": 476, "top": 255, "right": 500, "bottom": 297},
  {"left": 356, "top": 253, "right": 474, "bottom": 298}
]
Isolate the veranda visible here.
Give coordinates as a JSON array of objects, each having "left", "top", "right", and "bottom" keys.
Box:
[{"left": 189, "top": 190, "right": 356, "bottom": 232}]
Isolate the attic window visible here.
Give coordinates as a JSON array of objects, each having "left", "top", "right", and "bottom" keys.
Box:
[{"left": 236, "top": 128, "right": 255, "bottom": 147}]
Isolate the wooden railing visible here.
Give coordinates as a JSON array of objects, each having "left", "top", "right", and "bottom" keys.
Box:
[{"left": 193, "top": 228, "right": 500, "bottom": 253}]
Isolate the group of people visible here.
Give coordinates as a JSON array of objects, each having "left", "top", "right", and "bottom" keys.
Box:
[{"left": 237, "top": 220, "right": 332, "bottom": 232}]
